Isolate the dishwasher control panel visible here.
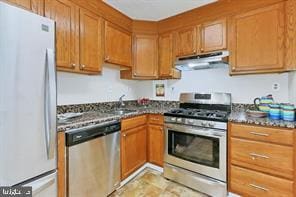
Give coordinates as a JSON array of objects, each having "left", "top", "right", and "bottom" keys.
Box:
[{"left": 65, "top": 120, "right": 120, "bottom": 146}]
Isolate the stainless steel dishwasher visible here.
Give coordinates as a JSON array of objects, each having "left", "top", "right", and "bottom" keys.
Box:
[{"left": 65, "top": 120, "right": 121, "bottom": 197}]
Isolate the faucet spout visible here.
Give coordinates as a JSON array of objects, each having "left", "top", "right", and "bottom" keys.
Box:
[{"left": 119, "top": 94, "right": 126, "bottom": 108}]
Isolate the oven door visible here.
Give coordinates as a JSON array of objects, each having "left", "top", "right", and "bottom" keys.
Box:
[{"left": 164, "top": 123, "right": 226, "bottom": 182}]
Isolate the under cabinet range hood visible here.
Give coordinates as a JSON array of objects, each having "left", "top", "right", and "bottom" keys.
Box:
[{"left": 175, "top": 51, "right": 229, "bottom": 71}]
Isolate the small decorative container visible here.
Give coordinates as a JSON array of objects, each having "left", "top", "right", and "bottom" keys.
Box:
[
  {"left": 269, "top": 103, "right": 280, "bottom": 120},
  {"left": 280, "top": 103, "right": 287, "bottom": 119},
  {"left": 282, "top": 104, "right": 295, "bottom": 121}
]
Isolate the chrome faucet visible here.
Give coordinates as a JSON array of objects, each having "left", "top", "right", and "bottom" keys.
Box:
[{"left": 119, "top": 94, "right": 125, "bottom": 108}]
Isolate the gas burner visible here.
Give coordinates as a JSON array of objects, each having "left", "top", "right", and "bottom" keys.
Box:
[{"left": 165, "top": 108, "right": 229, "bottom": 122}]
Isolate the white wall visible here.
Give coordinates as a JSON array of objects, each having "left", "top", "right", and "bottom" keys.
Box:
[
  {"left": 289, "top": 71, "right": 296, "bottom": 105},
  {"left": 57, "top": 65, "right": 150, "bottom": 105},
  {"left": 151, "top": 67, "right": 290, "bottom": 104},
  {"left": 58, "top": 65, "right": 292, "bottom": 105}
]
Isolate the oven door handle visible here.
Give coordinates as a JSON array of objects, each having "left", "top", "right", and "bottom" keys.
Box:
[{"left": 164, "top": 124, "right": 226, "bottom": 139}]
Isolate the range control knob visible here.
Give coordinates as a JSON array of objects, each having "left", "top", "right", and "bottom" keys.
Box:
[
  {"left": 171, "top": 117, "right": 176, "bottom": 122},
  {"left": 188, "top": 119, "right": 194, "bottom": 124},
  {"left": 208, "top": 123, "right": 215, "bottom": 128},
  {"left": 177, "top": 118, "right": 182, "bottom": 123}
]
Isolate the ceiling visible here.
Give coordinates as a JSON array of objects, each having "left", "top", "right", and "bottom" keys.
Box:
[{"left": 103, "top": 0, "right": 218, "bottom": 21}]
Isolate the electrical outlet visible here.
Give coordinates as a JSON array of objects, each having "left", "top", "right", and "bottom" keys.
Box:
[{"left": 272, "top": 83, "right": 280, "bottom": 91}]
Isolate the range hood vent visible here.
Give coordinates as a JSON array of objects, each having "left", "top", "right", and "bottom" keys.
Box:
[{"left": 175, "top": 51, "right": 229, "bottom": 71}]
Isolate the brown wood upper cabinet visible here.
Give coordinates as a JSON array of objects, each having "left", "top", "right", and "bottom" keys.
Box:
[
  {"left": 79, "top": 9, "right": 103, "bottom": 73},
  {"left": 229, "top": 3, "right": 285, "bottom": 74},
  {"left": 133, "top": 34, "right": 158, "bottom": 78},
  {"left": 45, "top": 0, "right": 103, "bottom": 74},
  {"left": 175, "top": 19, "right": 227, "bottom": 57},
  {"left": 3, "top": 0, "right": 44, "bottom": 15},
  {"left": 175, "top": 26, "right": 198, "bottom": 57},
  {"left": 104, "top": 21, "right": 132, "bottom": 67},
  {"left": 159, "top": 33, "right": 174, "bottom": 77},
  {"left": 201, "top": 19, "right": 227, "bottom": 53}
]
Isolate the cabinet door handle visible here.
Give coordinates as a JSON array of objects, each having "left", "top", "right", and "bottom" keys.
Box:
[
  {"left": 250, "top": 132, "right": 269, "bottom": 137},
  {"left": 105, "top": 56, "right": 110, "bottom": 61},
  {"left": 249, "top": 184, "right": 269, "bottom": 192},
  {"left": 71, "top": 63, "right": 76, "bottom": 68},
  {"left": 122, "top": 134, "right": 126, "bottom": 137},
  {"left": 249, "top": 153, "right": 269, "bottom": 159},
  {"left": 80, "top": 64, "right": 86, "bottom": 70}
]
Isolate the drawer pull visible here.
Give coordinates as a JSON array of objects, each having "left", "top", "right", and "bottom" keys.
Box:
[
  {"left": 249, "top": 183, "right": 269, "bottom": 192},
  {"left": 250, "top": 132, "right": 269, "bottom": 137},
  {"left": 249, "top": 153, "right": 269, "bottom": 159}
]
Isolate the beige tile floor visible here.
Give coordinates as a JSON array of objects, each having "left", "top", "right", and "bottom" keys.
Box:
[{"left": 110, "top": 168, "right": 208, "bottom": 197}]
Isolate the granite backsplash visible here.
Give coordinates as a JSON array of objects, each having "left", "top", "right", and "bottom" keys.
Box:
[
  {"left": 58, "top": 101, "right": 253, "bottom": 114},
  {"left": 57, "top": 100, "right": 180, "bottom": 114}
]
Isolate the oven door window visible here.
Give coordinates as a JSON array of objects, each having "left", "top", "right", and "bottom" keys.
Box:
[{"left": 168, "top": 130, "right": 219, "bottom": 168}]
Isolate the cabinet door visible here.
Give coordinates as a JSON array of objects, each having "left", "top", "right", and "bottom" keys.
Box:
[
  {"left": 105, "top": 22, "right": 132, "bottom": 67},
  {"left": 133, "top": 34, "right": 158, "bottom": 77},
  {"left": 159, "top": 33, "right": 174, "bottom": 77},
  {"left": 45, "top": 0, "right": 78, "bottom": 71},
  {"left": 4, "top": 0, "right": 43, "bottom": 15},
  {"left": 148, "top": 125, "right": 164, "bottom": 167},
  {"left": 79, "top": 9, "right": 102, "bottom": 73},
  {"left": 175, "top": 26, "right": 198, "bottom": 57},
  {"left": 201, "top": 19, "right": 227, "bottom": 52},
  {"left": 121, "top": 125, "right": 147, "bottom": 179},
  {"left": 229, "top": 3, "right": 285, "bottom": 73}
]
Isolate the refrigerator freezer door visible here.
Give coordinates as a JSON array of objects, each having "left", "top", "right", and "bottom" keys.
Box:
[
  {"left": 24, "top": 171, "right": 57, "bottom": 197},
  {"left": 0, "top": 2, "right": 57, "bottom": 186}
]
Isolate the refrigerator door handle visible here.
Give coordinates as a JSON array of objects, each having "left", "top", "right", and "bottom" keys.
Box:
[{"left": 44, "top": 48, "right": 56, "bottom": 160}]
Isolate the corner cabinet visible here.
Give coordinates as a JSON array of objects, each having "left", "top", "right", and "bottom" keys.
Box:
[
  {"left": 133, "top": 34, "right": 158, "bottom": 78},
  {"left": 229, "top": 3, "right": 285, "bottom": 74},
  {"left": 121, "top": 115, "right": 147, "bottom": 180},
  {"left": 45, "top": 0, "right": 103, "bottom": 74},
  {"left": 3, "top": 0, "right": 44, "bottom": 15},
  {"left": 104, "top": 21, "right": 132, "bottom": 67},
  {"left": 147, "top": 114, "right": 164, "bottom": 167}
]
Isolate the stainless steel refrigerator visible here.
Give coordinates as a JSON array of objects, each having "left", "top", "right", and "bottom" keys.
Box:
[{"left": 0, "top": 2, "right": 57, "bottom": 196}]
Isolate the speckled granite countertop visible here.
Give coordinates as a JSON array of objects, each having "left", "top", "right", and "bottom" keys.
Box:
[
  {"left": 228, "top": 111, "right": 296, "bottom": 129},
  {"left": 57, "top": 106, "right": 172, "bottom": 132}
]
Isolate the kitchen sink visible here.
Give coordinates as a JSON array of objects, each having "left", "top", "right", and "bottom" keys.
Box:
[{"left": 108, "top": 109, "right": 137, "bottom": 115}]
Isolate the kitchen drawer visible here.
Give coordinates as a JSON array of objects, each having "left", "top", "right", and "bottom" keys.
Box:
[
  {"left": 230, "top": 165, "right": 293, "bottom": 197},
  {"left": 121, "top": 115, "right": 147, "bottom": 131},
  {"left": 231, "top": 138, "right": 294, "bottom": 179},
  {"left": 148, "top": 114, "right": 164, "bottom": 125},
  {"left": 230, "top": 123, "right": 294, "bottom": 146}
]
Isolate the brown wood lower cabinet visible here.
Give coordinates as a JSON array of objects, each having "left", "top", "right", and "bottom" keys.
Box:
[
  {"left": 147, "top": 114, "right": 164, "bottom": 167},
  {"left": 121, "top": 116, "right": 147, "bottom": 180},
  {"left": 230, "top": 165, "right": 294, "bottom": 197},
  {"left": 147, "top": 125, "right": 164, "bottom": 167},
  {"left": 228, "top": 123, "right": 296, "bottom": 196},
  {"left": 120, "top": 114, "right": 165, "bottom": 180}
]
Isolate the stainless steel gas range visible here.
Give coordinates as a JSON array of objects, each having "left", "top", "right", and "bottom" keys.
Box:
[{"left": 163, "top": 92, "right": 231, "bottom": 197}]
